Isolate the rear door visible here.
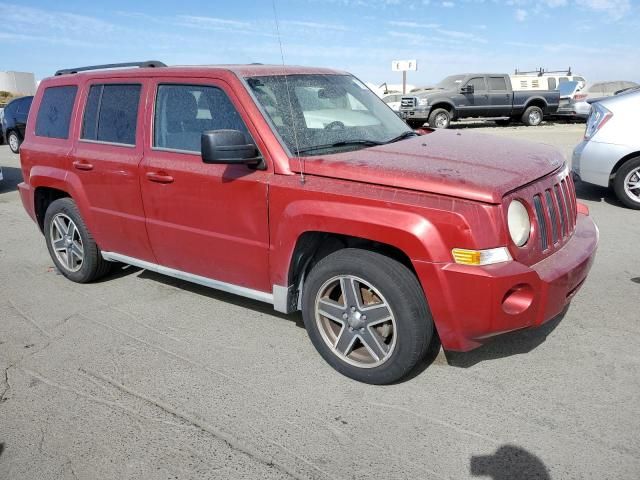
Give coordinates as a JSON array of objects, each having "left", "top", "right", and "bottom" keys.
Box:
[
  {"left": 139, "top": 78, "right": 271, "bottom": 292},
  {"left": 15, "top": 97, "right": 33, "bottom": 137},
  {"left": 70, "top": 78, "right": 155, "bottom": 262},
  {"left": 487, "top": 76, "right": 512, "bottom": 116}
]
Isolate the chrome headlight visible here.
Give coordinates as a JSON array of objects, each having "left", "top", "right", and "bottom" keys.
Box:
[
  {"left": 507, "top": 200, "right": 531, "bottom": 247},
  {"left": 417, "top": 97, "right": 429, "bottom": 107}
]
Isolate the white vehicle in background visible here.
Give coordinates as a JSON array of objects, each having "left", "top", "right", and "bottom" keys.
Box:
[
  {"left": 511, "top": 68, "right": 586, "bottom": 91},
  {"left": 382, "top": 93, "right": 402, "bottom": 111},
  {"left": 572, "top": 90, "right": 640, "bottom": 209}
]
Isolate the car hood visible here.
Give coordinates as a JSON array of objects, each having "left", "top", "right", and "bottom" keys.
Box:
[
  {"left": 412, "top": 89, "right": 451, "bottom": 98},
  {"left": 291, "top": 130, "right": 565, "bottom": 204}
]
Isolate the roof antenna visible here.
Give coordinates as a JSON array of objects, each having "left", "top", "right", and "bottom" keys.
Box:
[{"left": 272, "top": 0, "right": 305, "bottom": 184}]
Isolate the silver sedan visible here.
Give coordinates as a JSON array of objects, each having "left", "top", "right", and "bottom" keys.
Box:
[{"left": 572, "top": 90, "right": 640, "bottom": 209}]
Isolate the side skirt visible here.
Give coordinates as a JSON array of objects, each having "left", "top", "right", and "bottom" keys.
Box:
[{"left": 101, "top": 251, "right": 276, "bottom": 306}]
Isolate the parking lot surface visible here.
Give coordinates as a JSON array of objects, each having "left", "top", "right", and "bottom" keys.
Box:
[{"left": 1, "top": 122, "right": 639, "bottom": 479}]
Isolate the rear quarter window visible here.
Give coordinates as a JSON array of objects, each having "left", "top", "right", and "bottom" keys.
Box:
[{"left": 35, "top": 86, "right": 78, "bottom": 139}]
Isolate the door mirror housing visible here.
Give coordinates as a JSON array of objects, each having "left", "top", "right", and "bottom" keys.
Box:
[
  {"left": 201, "top": 130, "right": 263, "bottom": 167},
  {"left": 460, "top": 84, "right": 474, "bottom": 94}
]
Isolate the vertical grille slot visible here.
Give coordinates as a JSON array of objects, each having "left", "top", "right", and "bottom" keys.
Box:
[
  {"left": 545, "top": 190, "right": 559, "bottom": 244},
  {"left": 533, "top": 194, "right": 548, "bottom": 251},
  {"left": 554, "top": 184, "right": 568, "bottom": 237}
]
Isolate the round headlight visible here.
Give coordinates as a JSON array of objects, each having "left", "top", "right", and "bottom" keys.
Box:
[{"left": 507, "top": 200, "right": 531, "bottom": 247}]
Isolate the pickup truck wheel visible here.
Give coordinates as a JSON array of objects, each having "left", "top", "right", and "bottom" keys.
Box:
[
  {"left": 521, "top": 106, "right": 543, "bottom": 126},
  {"left": 44, "top": 198, "right": 112, "bottom": 283},
  {"left": 613, "top": 157, "right": 640, "bottom": 210},
  {"left": 8, "top": 131, "right": 21, "bottom": 154},
  {"left": 302, "top": 249, "right": 433, "bottom": 384},
  {"left": 428, "top": 108, "right": 451, "bottom": 129}
]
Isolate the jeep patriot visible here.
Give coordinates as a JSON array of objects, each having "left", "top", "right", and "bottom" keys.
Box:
[{"left": 18, "top": 61, "right": 598, "bottom": 384}]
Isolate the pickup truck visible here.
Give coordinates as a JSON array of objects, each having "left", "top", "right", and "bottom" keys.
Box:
[
  {"left": 18, "top": 62, "right": 596, "bottom": 384},
  {"left": 400, "top": 73, "right": 560, "bottom": 129}
]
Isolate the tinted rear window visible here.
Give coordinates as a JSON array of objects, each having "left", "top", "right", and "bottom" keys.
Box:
[
  {"left": 35, "top": 86, "right": 77, "bottom": 139},
  {"left": 82, "top": 84, "right": 141, "bottom": 145}
]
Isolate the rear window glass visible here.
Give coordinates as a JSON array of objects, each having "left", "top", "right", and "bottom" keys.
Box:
[
  {"left": 35, "top": 86, "right": 77, "bottom": 139},
  {"left": 82, "top": 84, "right": 141, "bottom": 145}
]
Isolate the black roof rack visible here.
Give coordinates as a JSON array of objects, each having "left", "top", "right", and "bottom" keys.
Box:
[
  {"left": 54, "top": 60, "right": 167, "bottom": 76},
  {"left": 514, "top": 67, "right": 573, "bottom": 76}
]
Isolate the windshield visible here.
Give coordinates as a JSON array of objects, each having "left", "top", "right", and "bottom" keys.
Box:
[
  {"left": 436, "top": 75, "right": 465, "bottom": 89},
  {"left": 246, "top": 74, "right": 412, "bottom": 156}
]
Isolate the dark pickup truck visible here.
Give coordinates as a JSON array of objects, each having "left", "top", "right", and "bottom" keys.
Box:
[{"left": 400, "top": 73, "right": 560, "bottom": 129}]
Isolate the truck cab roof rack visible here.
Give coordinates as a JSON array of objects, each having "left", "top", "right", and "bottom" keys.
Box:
[{"left": 54, "top": 61, "right": 167, "bottom": 76}]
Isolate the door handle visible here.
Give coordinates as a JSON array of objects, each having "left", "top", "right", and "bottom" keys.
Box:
[
  {"left": 73, "top": 160, "right": 94, "bottom": 171},
  {"left": 146, "top": 171, "right": 174, "bottom": 184}
]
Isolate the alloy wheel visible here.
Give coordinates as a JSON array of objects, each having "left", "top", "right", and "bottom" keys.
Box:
[
  {"left": 624, "top": 166, "right": 640, "bottom": 203},
  {"left": 314, "top": 275, "right": 396, "bottom": 368},
  {"left": 8, "top": 133, "right": 19, "bottom": 152},
  {"left": 50, "top": 213, "right": 84, "bottom": 272}
]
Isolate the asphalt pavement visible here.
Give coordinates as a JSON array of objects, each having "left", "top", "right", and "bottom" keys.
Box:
[{"left": 1, "top": 121, "right": 639, "bottom": 479}]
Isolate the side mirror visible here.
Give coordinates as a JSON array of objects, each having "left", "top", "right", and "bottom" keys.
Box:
[
  {"left": 460, "top": 84, "right": 474, "bottom": 94},
  {"left": 201, "top": 130, "right": 263, "bottom": 167}
]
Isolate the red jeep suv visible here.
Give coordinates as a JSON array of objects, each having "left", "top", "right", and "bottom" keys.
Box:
[{"left": 18, "top": 61, "right": 598, "bottom": 384}]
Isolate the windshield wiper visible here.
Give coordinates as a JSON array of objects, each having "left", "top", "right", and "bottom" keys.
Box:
[
  {"left": 385, "top": 131, "right": 419, "bottom": 144},
  {"left": 295, "top": 139, "right": 384, "bottom": 155}
]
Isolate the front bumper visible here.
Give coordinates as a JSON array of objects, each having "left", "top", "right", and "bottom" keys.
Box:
[
  {"left": 400, "top": 106, "right": 432, "bottom": 121},
  {"left": 416, "top": 213, "right": 598, "bottom": 351}
]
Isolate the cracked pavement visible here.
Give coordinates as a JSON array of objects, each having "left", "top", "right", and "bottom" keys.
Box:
[{"left": 1, "top": 123, "right": 639, "bottom": 480}]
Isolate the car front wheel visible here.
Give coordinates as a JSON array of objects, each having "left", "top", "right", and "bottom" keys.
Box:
[
  {"left": 428, "top": 108, "right": 451, "bottom": 129},
  {"left": 614, "top": 157, "right": 640, "bottom": 210},
  {"left": 302, "top": 249, "right": 433, "bottom": 384}
]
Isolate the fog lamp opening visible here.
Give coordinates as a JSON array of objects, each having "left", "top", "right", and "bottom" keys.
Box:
[{"left": 502, "top": 284, "right": 534, "bottom": 315}]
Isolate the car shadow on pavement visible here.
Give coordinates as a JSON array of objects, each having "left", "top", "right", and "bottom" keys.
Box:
[
  {"left": 136, "top": 269, "right": 304, "bottom": 327},
  {"left": 574, "top": 181, "right": 626, "bottom": 208},
  {"left": 0, "top": 166, "right": 23, "bottom": 194},
  {"left": 443, "top": 306, "right": 568, "bottom": 369},
  {"left": 470, "top": 445, "right": 551, "bottom": 480}
]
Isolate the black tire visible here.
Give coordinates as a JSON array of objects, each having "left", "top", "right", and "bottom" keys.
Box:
[
  {"left": 7, "top": 130, "right": 21, "bottom": 154},
  {"left": 302, "top": 249, "right": 433, "bottom": 384},
  {"left": 44, "top": 198, "right": 112, "bottom": 283},
  {"left": 428, "top": 108, "right": 451, "bottom": 129},
  {"left": 406, "top": 119, "right": 425, "bottom": 129},
  {"left": 521, "top": 106, "right": 543, "bottom": 126},
  {"left": 613, "top": 157, "right": 640, "bottom": 210}
]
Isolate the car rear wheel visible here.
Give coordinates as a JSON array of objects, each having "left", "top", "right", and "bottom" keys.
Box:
[
  {"left": 44, "top": 198, "right": 112, "bottom": 282},
  {"left": 521, "top": 106, "right": 543, "bottom": 126},
  {"left": 302, "top": 249, "right": 433, "bottom": 384},
  {"left": 614, "top": 157, "right": 640, "bottom": 210},
  {"left": 428, "top": 108, "right": 451, "bottom": 129},
  {"left": 8, "top": 131, "right": 21, "bottom": 154}
]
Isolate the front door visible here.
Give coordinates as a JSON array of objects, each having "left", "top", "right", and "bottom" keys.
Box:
[
  {"left": 140, "top": 79, "right": 271, "bottom": 292},
  {"left": 455, "top": 77, "right": 489, "bottom": 117}
]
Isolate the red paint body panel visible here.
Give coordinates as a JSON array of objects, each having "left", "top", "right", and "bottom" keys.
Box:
[{"left": 18, "top": 65, "right": 598, "bottom": 352}]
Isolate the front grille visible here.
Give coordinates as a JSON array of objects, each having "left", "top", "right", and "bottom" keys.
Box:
[
  {"left": 531, "top": 175, "right": 577, "bottom": 252},
  {"left": 400, "top": 97, "right": 416, "bottom": 109}
]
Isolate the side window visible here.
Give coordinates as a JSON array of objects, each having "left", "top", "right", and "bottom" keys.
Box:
[
  {"left": 558, "top": 77, "right": 569, "bottom": 84},
  {"left": 488, "top": 77, "right": 507, "bottom": 91},
  {"left": 154, "top": 84, "right": 250, "bottom": 153},
  {"left": 548, "top": 78, "right": 557, "bottom": 90},
  {"left": 16, "top": 97, "right": 32, "bottom": 115},
  {"left": 35, "top": 86, "right": 78, "bottom": 139},
  {"left": 81, "top": 84, "right": 141, "bottom": 145},
  {"left": 467, "top": 77, "right": 487, "bottom": 91}
]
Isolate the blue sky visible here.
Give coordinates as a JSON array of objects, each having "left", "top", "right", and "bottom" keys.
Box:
[{"left": 1, "top": 0, "right": 638, "bottom": 86}]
